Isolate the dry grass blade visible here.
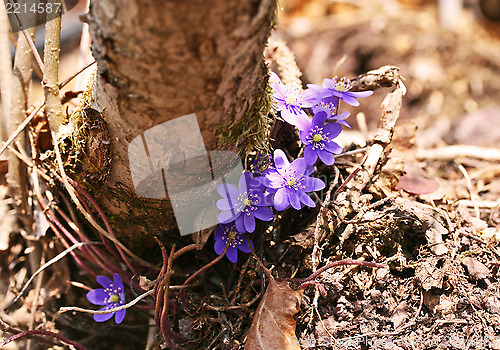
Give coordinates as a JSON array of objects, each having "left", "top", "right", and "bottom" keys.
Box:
[{"left": 8, "top": 242, "right": 98, "bottom": 307}]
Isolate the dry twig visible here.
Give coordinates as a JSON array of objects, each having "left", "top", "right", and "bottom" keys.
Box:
[
  {"left": 0, "top": 2, "right": 12, "bottom": 142},
  {"left": 417, "top": 145, "right": 500, "bottom": 162},
  {"left": 43, "top": 0, "right": 64, "bottom": 131}
]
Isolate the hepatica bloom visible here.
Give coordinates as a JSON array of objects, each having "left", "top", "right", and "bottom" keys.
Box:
[
  {"left": 298, "top": 107, "right": 343, "bottom": 166},
  {"left": 313, "top": 103, "right": 351, "bottom": 128},
  {"left": 269, "top": 71, "right": 317, "bottom": 126},
  {"left": 217, "top": 172, "right": 273, "bottom": 233},
  {"left": 261, "top": 149, "right": 325, "bottom": 211},
  {"left": 214, "top": 223, "right": 254, "bottom": 263},
  {"left": 86, "top": 273, "right": 126, "bottom": 324},
  {"left": 308, "top": 76, "right": 373, "bottom": 107}
]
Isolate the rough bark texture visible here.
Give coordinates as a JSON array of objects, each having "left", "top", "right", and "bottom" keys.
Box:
[{"left": 84, "top": 0, "right": 275, "bottom": 252}]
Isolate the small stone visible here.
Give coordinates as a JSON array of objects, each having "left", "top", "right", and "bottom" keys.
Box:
[
  {"left": 370, "top": 289, "right": 382, "bottom": 300},
  {"left": 376, "top": 268, "right": 389, "bottom": 280},
  {"left": 462, "top": 256, "right": 490, "bottom": 280},
  {"left": 391, "top": 301, "right": 409, "bottom": 328}
]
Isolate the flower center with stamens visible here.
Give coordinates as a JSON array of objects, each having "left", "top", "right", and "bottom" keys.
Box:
[
  {"left": 285, "top": 94, "right": 297, "bottom": 105},
  {"left": 284, "top": 88, "right": 300, "bottom": 106},
  {"left": 313, "top": 134, "right": 323, "bottom": 143},
  {"left": 287, "top": 178, "right": 297, "bottom": 187},
  {"left": 332, "top": 76, "right": 352, "bottom": 92},
  {"left": 224, "top": 227, "right": 244, "bottom": 248},
  {"left": 237, "top": 191, "right": 258, "bottom": 214},
  {"left": 318, "top": 101, "right": 336, "bottom": 112},
  {"left": 308, "top": 126, "right": 330, "bottom": 150},
  {"left": 109, "top": 294, "right": 119, "bottom": 303}
]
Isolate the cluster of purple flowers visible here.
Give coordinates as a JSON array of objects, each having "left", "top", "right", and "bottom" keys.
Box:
[
  {"left": 273, "top": 72, "right": 373, "bottom": 167},
  {"left": 85, "top": 71, "right": 373, "bottom": 327},
  {"left": 213, "top": 71, "right": 372, "bottom": 263}
]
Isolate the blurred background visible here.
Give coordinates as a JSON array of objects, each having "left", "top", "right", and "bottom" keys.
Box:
[{"left": 271, "top": 0, "right": 500, "bottom": 150}]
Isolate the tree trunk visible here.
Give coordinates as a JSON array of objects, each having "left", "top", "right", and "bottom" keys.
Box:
[{"left": 81, "top": 0, "right": 275, "bottom": 252}]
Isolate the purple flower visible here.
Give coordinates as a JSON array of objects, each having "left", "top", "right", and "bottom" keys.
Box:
[
  {"left": 214, "top": 223, "right": 254, "bottom": 263},
  {"left": 298, "top": 108, "right": 343, "bottom": 166},
  {"left": 86, "top": 273, "right": 126, "bottom": 324},
  {"left": 312, "top": 104, "right": 351, "bottom": 128},
  {"left": 307, "top": 76, "right": 373, "bottom": 107},
  {"left": 269, "top": 71, "right": 318, "bottom": 126},
  {"left": 261, "top": 149, "right": 325, "bottom": 211},
  {"left": 217, "top": 171, "right": 273, "bottom": 233}
]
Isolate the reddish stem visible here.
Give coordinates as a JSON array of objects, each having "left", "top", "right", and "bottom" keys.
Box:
[
  {"left": 67, "top": 178, "right": 139, "bottom": 275},
  {"left": 297, "top": 280, "right": 327, "bottom": 296},
  {"left": 152, "top": 241, "right": 186, "bottom": 348},
  {"left": 43, "top": 208, "right": 101, "bottom": 276},
  {"left": 280, "top": 259, "right": 388, "bottom": 284},
  {"left": 179, "top": 241, "right": 230, "bottom": 312},
  {"left": 52, "top": 202, "right": 126, "bottom": 277},
  {"left": 333, "top": 167, "right": 361, "bottom": 198},
  {"left": 72, "top": 186, "right": 124, "bottom": 264},
  {"left": 0, "top": 330, "right": 88, "bottom": 350},
  {"left": 173, "top": 244, "right": 197, "bottom": 260},
  {"left": 35, "top": 192, "right": 97, "bottom": 277}
]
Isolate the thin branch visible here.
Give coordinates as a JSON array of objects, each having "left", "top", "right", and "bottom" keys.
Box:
[
  {"left": 7, "top": 4, "right": 37, "bottom": 224},
  {"left": 0, "top": 103, "right": 44, "bottom": 157},
  {"left": 43, "top": 0, "right": 64, "bottom": 132},
  {"left": 58, "top": 61, "right": 96, "bottom": 89},
  {"left": 203, "top": 293, "right": 261, "bottom": 311},
  {"left": 417, "top": 145, "right": 500, "bottom": 162},
  {"left": 18, "top": 26, "right": 44, "bottom": 74},
  {"left": 311, "top": 170, "right": 339, "bottom": 272},
  {"left": 279, "top": 259, "right": 388, "bottom": 284},
  {"left": 0, "top": 1, "right": 12, "bottom": 142},
  {"left": 0, "top": 56, "right": 94, "bottom": 157},
  {"left": 9, "top": 242, "right": 99, "bottom": 306},
  {"left": 350, "top": 65, "right": 403, "bottom": 92},
  {"left": 59, "top": 289, "right": 155, "bottom": 315},
  {"left": 458, "top": 164, "right": 480, "bottom": 219},
  {"left": 354, "top": 75, "right": 406, "bottom": 192},
  {"left": 7, "top": 0, "right": 44, "bottom": 73},
  {"left": 0, "top": 329, "right": 88, "bottom": 350},
  {"left": 180, "top": 241, "right": 230, "bottom": 312}
]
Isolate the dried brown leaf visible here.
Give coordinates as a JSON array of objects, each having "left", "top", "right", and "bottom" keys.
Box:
[
  {"left": 395, "top": 198, "right": 448, "bottom": 255},
  {"left": 244, "top": 276, "right": 304, "bottom": 350},
  {"left": 396, "top": 172, "right": 439, "bottom": 195},
  {"left": 415, "top": 256, "right": 446, "bottom": 291}
]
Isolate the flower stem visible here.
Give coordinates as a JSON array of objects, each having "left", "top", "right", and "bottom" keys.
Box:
[
  {"left": 0, "top": 330, "right": 88, "bottom": 350},
  {"left": 179, "top": 240, "right": 230, "bottom": 312},
  {"left": 280, "top": 259, "right": 388, "bottom": 284},
  {"left": 68, "top": 178, "right": 140, "bottom": 275}
]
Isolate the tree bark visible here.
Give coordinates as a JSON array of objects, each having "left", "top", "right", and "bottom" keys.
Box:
[{"left": 82, "top": 0, "right": 275, "bottom": 252}]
